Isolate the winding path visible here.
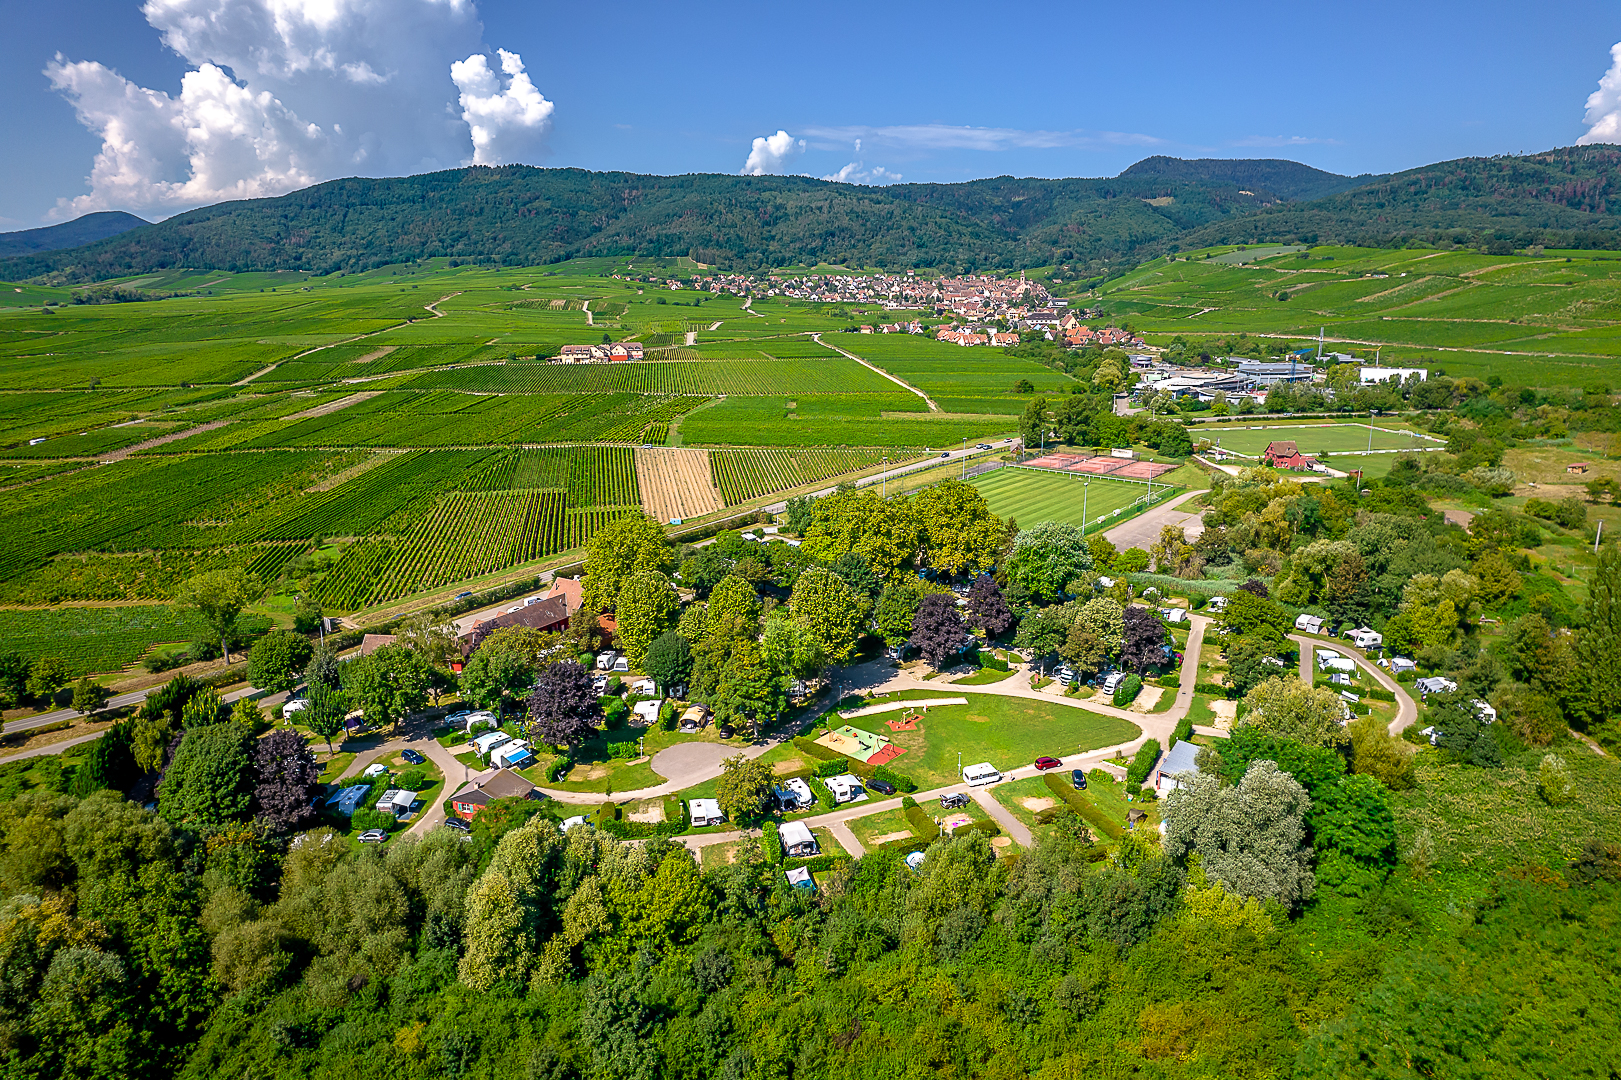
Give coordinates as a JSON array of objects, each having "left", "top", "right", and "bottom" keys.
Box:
[{"left": 813, "top": 333, "right": 940, "bottom": 411}]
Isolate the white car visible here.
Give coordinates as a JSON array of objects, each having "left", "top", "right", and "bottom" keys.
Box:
[
  {"left": 282, "top": 698, "right": 309, "bottom": 716},
  {"left": 560, "top": 816, "right": 594, "bottom": 834}
]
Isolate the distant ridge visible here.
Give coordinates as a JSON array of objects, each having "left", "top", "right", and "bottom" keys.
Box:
[
  {"left": 1117, "top": 156, "right": 1382, "bottom": 202},
  {"left": 3, "top": 148, "right": 1619, "bottom": 283},
  {"left": 0, "top": 211, "right": 149, "bottom": 258}
]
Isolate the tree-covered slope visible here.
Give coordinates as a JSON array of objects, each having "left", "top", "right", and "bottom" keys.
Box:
[
  {"left": 1119, "top": 155, "right": 1379, "bottom": 201},
  {"left": 0, "top": 211, "right": 149, "bottom": 258}
]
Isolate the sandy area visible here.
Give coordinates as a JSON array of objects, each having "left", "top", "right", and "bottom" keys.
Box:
[
  {"left": 1020, "top": 797, "right": 1057, "bottom": 811},
  {"left": 1130, "top": 687, "right": 1164, "bottom": 712},
  {"left": 626, "top": 802, "right": 664, "bottom": 824},
  {"left": 1211, "top": 699, "right": 1238, "bottom": 729},
  {"left": 991, "top": 836, "right": 1013, "bottom": 849},
  {"left": 871, "top": 830, "right": 913, "bottom": 844}
]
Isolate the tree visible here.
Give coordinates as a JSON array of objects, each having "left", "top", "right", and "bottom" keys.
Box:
[
  {"left": 1075, "top": 597, "right": 1126, "bottom": 654},
  {"left": 292, "top": 594, "right": 324, "bottom": 634},
  {"left": 1221, "top": 588, "right": 1290, "bottom": 641},
  {"left": 1224, "top": 637, "right": 1275, "bottom": 698},
  {"left": 1060, "top": 625, "right": 1108, "bottom": 682},
  {"left": 1116, "top": 547, "right": 1150, "bottom": 573},
  {"left": 303, "top": 684, "right": 347, "bottom": 752},
  {"left": 760, "top": 612, "right": 825, "bottom": 683},
  {"left": 251, "top": 728, "right": 320, "bottom": 833},
  {"left": 909, "top": 594, "right": 970, "bottom": 669},
  {"left": 788, "top": 567, "right": 867, "bottom": 662},
  {"left": 304, "top": 644, "right": 341, "bottom": 693},
  {"left": 246, "top": 630, "right": 313, "bottom": 695},
  {"left": 714, "top": 754, "right": 775, "bottom": 825},
  {"left": 459, "top": 645, "right": 531, "bottom": 711},
  {"left": 1004, "top": 521, "right": 1092, "bottom": 603},
  {"left": 395, "top": 610, "right": 460, "bottom": 670},
  {"left": 0, "top": 651, "right": 30, "bottom": 707},
  {"left": 801, "top": 487, "right": 915, "bottom": 576},
  {"left": 1311, "top": 772, "right": 1398, "bottom": 895},
  {"left": 341, "top": 643, "right": 432, "bottom": 732},
  {"left": 1014, "top": 605, "right": 1069, "bottom": 661},
  {"left": 1490, "top": 682, "right": 1565, "bottom": 746},
  {"left": 783, "top": 494, "right": 815, "bottom": 535},
  {"left": 1163, "top": 759, "right": 1315, "bottom": 908},
  {"left": 1150, "top": 525, "right": 1203, "bottom": 579},
  {"left": 705, "top": 575, "right": 761, "bottom": 631},
  {"left": 581, "top": 515, "right": 674, "bottom": 612},
  {"left": 1121, "top": 606, "right": 1169, "bottom": 673},
  {"left": 615, "top": 570, "right": 680, "bottom": 668},
  {"left": 1239, "top": 676, "right": 1348, "bottom": 748},
  {"left": 829, "top": 551, "right": 880, "bottom": 599},
  {"left": 1575, "top": 545, "right": 1621, "bottom": 729},
  {"left": 1430, "top": 692, "right": 1502, "bottom": 768},
  {"left": 965, "top": 576, "right": 1013, "bottom": 638},
  {"left": 527, "top": 661, "right": 602, "bottom": 748},
  {"left": 913, "top": 479, "right": 1002, "bottom": 577},
  {"left": 679, "top": 546, "right": 733, "bottom": 597},
  {"left": 711, "top": 640, "right": 783, "bottom": 732},
  {"left": 70, "top": 677, "right": 110, "bottom": 718},
  {"left": 158, "top": 722, "right": 256, "bottom": 829},
  {"left": 25, "top": 657, "right": 70, "bottom": 704},
  {"left": 643, "top": 631, "right": 693, "bottom": 695},
  {"left": 174, "top": 568, "right": 263, "bottom": 663},
  {"left": 1019, "top": 395, "right": 1050, "bottom": 449},
  {"left": 875, "top": 580, "right": 924, "bottom": 646}
]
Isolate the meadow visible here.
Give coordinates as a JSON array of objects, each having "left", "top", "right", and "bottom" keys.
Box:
[
  {"left": 0, "top": 604, "right": 271, "bottom": 676},
  {"left": 1195, "top": 422, "right": 1443, "bottom": 457}
]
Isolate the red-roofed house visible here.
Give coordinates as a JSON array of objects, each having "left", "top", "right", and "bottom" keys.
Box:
[{"left": 1263, "top": 440, "right": 1319, "bottom": 471}]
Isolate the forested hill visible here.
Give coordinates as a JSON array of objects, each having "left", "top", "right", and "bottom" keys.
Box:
[
  {"left": 0, "top": 168, "right": 1283, "bottom": 281},
  {"left": 1118, "top": 156, "right": 1380, "bottom": 201},
  {"left": 0, "top": 210, "right": 148, "bottom": 258},
  {"left": 1175, "top": 145, "right": 1621, "bottom": 251},
  {"left": 5, "top": 147, "right": 1620, "bottom": 282}
]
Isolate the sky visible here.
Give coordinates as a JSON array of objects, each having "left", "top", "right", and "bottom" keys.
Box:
[{"left": 1, "top": 0, "right": 1620, "bottom": 227}]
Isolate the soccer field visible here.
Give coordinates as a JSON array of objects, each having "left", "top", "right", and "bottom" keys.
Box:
[
  {"left": 1198, "top": 423, "right": 1439, "bottom": 457},
  {"left": 971, "top": 466, "right": 1167, "bottom": 529}
]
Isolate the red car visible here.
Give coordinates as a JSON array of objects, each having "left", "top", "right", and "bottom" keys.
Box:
[{"left": 1034, "top": 756, "right": 1063, "bottom": 771}]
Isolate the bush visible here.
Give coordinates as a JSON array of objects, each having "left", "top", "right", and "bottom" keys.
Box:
[
  {"left": 871, "top": 764, "right": 916, "bottom": 793},
  {"left": 605, "top": 677, "right": 624, "bottom": 696},
  {"left": 1041, "top": 773, "right": 1122, "bottom": 840},
  {"left": 592, "top": 801, "right": 620, "bottom": 827},
  {"left": 1113, "top": 674, "right": 1144, "bottom": 707},
  {"left": 761, "top": 822, "right": 781, "bottom": 864},
  {"left": 544, "top": 757, "right": 572, "bottom": 783},
  {"left": 1126, "top": 739, "right": 1162, "bottom": 788},
  {"left": 659, "top": 701, "right": 677, "bottom": 731},
  {"left": 350, "top": 808, "right": 395, "bottom": 832},
  {"left": 396, "top": 768, "right": 430, "bottom": 791},
  {"left": 1157, "top": 674, "right": 1182, "bottom": 689},
  {"left": 815, "top": 758, "right": 846, "bottom": 778},
  {"left": 957, "top": 819, "right": 1001, "bottom": 838},
  {"left": 811, "top": 778, "right": 835, "bottom": 810},
  {"left": 978, "top": 652, "right": 1010, "bottom": 672},
  {"left": 605, "top": 740, "right": 639, "bottom": 761},
  {"left": 903, "top": 799, "right": 941, "bottom": 840},
  {"left": 601, "top": 697, "right": 629, "bottom": 729},
  {"left": 1170, "top": 714, "right": 1193, "bottom": 747}
]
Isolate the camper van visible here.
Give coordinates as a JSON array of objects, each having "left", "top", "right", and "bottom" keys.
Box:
[{"left": 962, "top": 762, "right": 1002, "bottom": 787}]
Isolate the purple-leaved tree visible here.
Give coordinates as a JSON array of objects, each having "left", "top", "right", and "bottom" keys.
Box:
[
  {"left": 527, "top": 660, "right": 604, "bottom": 749},
  {"left": 251, "top": 727, "right": 321, "bottom": 834},
  {"left": 1121, "top": 606, "right": 1171, "bottom": 674},
  {"left": 965, "top": 576, "right": 1014, "bottom": 638},
  {"left": 909, "top": 594, "right": 970, "bottom": 670}
]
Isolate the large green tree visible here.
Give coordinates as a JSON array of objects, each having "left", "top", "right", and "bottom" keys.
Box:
[
  {"left": 581, "top": 516, "right": 674, "bottom": 612},
  {"left": 341, "top": 644, "right": 432, "bottom": 732},
  {"left": 173, "top": 568, "right": 263, "bottom": 663},
  {"left": 1238, "top": 676, "right": 1348, "bottom": 749},
  {"left": 789, "top": 567, "right": 868, "bottom": 663},
  {"left": 714, "top": 754, "right": 775, "bottom": 825},
  {"left": 1163, "top": 759, "right": 1315, "bottom": 908},
  {"left": 913, "top": 479, "right": 1003, "bottom": 577},
  {"left": 158, "top": 722, "right": 256, "bottom": 830},
  {"left": 614, "top": 570, "right": 680, "bottom": 668},
  {"left": 246, "top": 630, "right": 313, "bottom": 695},
  {"left": 1004, "top": 521, "right": 1093, "bottom": 603},
  {"left": 1575, "top": 545, "right": 1621, "bottom": 730}
]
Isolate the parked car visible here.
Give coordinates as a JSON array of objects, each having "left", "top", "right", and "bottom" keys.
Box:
[
  {"left": 443, "top": 817, "right": 471, "bottom": 833},
  {"left": 1034, "top": 756, "right": 1062, "bottom": 771},
  {"left": 454, "top": 591, "right": 473, "bottom": 601},
  {"left": 282, "top": 698, "right": 309, "bottom": 716},
  {"left": 975, "top": 443, "right": 992, "bottom": 450},
  {"left": 357, "top": 829, "right": 388, "bottom": 844},
  {"left": 717, "top": 725, "right": 735, "bottom": 739},
  {"left": 867, "top": 778, "right": 897, "bottom": 796},
  {"left": 400, "top": 748, "right": 426, "bottom": 765},
  {"left": 940, "top": 792, "right": 970, "bottom": 810},
  {"left": 1071, "top": 769, "right": 1088, "bottom": 790}
]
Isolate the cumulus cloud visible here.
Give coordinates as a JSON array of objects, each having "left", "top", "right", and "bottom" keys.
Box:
[
  {"left": 740, "top": 130, "right": 804, "bottom": 175},
  {"left": 46, "top": 0, "right": 554, "bottom": 218},
  {"left": 1577, "top": 42, "right": 1621, "bottom": 145},
  {"left": 451, "top": 49, "right": 554, "bottom": 165},
  {"left": 802, "top": 123, "right": 1162, "bottom": 152},
  {"left": 821, "top": 162, "right": 901, "bottom": 185}
]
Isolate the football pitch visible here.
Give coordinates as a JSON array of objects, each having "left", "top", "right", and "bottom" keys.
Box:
[
  {"left": 1197, "top": 423, "right": 1440, "bottom": 457},
  {"left": 971, "top": 466, "right": 1166, "bottom": 530}
]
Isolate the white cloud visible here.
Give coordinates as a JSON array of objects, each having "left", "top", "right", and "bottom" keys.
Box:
[
  {"left": 45, "top": 0, "right": 554, "bottom": 218},
  {"left": 1577, "top": 42, "right": 1621, "bottom": 145},
  {"left": 821, "top": 162, "right": 902, "bottom": 185},
  {"left": 740, "top": 130, "right": 804, "bottom": 175},
  {"left": 802, "top": 123, "right": 1162, "bottom": 152},
  {"left": 1231, "top": 134, "right": 1340, "bottom": 148},
  {"left": 451, "top": 49, "right": 554, "bottom": 166}
]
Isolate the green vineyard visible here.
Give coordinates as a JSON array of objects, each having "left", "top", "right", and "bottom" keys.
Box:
[
  {"left": 402, "top": 358, "right": 894, "bottom": 396},
  {"left": 709, "top": 448, "right": 923, "bottom": 505}
]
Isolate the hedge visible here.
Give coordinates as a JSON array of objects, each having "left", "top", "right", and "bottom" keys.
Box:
[
  {"left": 782, "top": 852, "right": 847, "bottom": 874},
  {"left": 1126, "top": 739, "right": 1162, "bottom": 788},
  {"left": 957, "top": 819, "right": 1001, "bottom": 838},
  {"left": 1113, "top": 674, "right": 1143, "bottom": 707},
  {"left": 1157, "top": 674, "right": 1182, "bottom": 689},
  {"left": 978, "top": 653, "right": 1010, "bottom": 672},
  {"left": 793, "top": 735, "right": 918, "bottom": 792},
  {"left": 761, "top": 822, "right": 781, "bottom": 864},
  {"left": 1195, "top": 681, "right": 1233, "bottom": 698},
  {"left": 902, "top": 796, "right": 942, "bottom": 840},
  {"left": 1170, "top": 714, "right": 1193, "bottom": 747},
  {"left": 1041, "top": 773, "right": 1123, "bottom": 841},
  {"left": 544, "top": 757, "right": 572, "bottom": 783},
  {"left": 591, "top": 801, "right": 619, "bottom": 827},
  {"left": 599, "top": 799, "right": 691, "bottom": 839},
  {"left": 1365, "top": 686, "right": 1396, "bottom": 702}
]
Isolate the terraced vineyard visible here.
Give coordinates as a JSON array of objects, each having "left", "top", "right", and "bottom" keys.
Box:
[{"left": 710, "top": 448, "right": 924, "bottom": 504}]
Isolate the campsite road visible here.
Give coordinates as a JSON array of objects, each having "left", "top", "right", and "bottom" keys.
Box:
[
  {"left": 1102, "top": 488, "right": 1207, "bottom": 552},
  {"left": 1288, "top": 633, "right": 1418, "bottom": 734}
]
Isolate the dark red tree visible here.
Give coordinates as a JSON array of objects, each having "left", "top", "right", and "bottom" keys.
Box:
[
  {"left": 966, "top": 576, "right": 1014, "bottom": 638},
  {"left": 909, "top": 594, "right": 971, "bottom": 669},
  {"left": 527, "top": 660, "right": 604, "bottom": 749},
  {"left": 1121, "top": 605, "right": 1171, "bottom": 674},
  {"left": 251, "top": 727, "right": 321, "bottom": 833},
  {"left": 1239, "top": 578, "right": 1270, "bottom": 599}
]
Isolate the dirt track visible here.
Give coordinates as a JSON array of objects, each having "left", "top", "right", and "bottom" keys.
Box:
[{"left": 636, "top": 447, "right": 723, "bottom": 523}]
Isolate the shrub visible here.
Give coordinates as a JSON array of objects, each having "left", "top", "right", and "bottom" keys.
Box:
[
  {"left": 957, "top": 819, "right": 1001, "bottom": 838},
  {"left": 812, "top": 778, "right": 835, "bottom": 810},
  {"left": 1113, "top": 674, "right": 1144, "bottom": 707},
  {"left": 1170, "top": 714, "right": 1193, "bottom": 747},
  {"left": 761, "top": 822, "right": 781, "bottom": 864},
  {"left": 396, "top": 768, "right": 429, "bottom": 791},
  {"left": 793, "top": 735, "right": 843, "bottom": 761},
  {"left": 1539, "top": 754, "right": 1575, "bottom": 805},
  {"left": 814, "top": 758, "right": 846, "bottom": 778},
  {"left": 606, "top": 740, "right": 639, "bottom": 760},
  {"left": 1195, "top": 680, "right": 1230, "bottom": 697},
  {"left": 350, "top": 808, "right": 395, "bottom": 832},
  {"left": 592, "top": 801, "right": 620, "bottom": 827},
  {"left": 1041, "top": 773, "right": 1122, "bottom": 840},
  {"left": 904, "top": 799, "right": 941, "bottom": 839},
  {"left": 978, "top": 652, "right": 1010, "bottom": 672},
  {"left": 659, "top": 701, "right": 677, "bottom": 731},
  {"left": 1157, "top": 674, "right": 1182, "bottom": 689},
  {"left": 544, "top": 757, "right": 572, "bottom": 782},
  {"left": 1126, "top": 739, "right": 1162, "bottom": 788},
  {"left": 601, "top": 697, "right": 629, "bottom": 729}
]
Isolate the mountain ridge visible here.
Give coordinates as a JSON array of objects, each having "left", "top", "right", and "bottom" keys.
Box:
[{"left": 0, "top": 211, "right": 149, "bottom": 259}]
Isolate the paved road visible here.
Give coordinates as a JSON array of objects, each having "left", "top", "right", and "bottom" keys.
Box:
[
  {"left": 1103, "top": 488, "right": 1208, "bottom": 552},
  {"left": 6, "top": 679, "right": 284, "bottom": 742},
  {"left": 827, "top": 821, "right": 866, "bottom": 858},
  {"left": 1287, "top": 633, "right": 1418, "bottom": 734},
  {"left": 971, "top": 787, "right": 1034, "bottom": 846}
]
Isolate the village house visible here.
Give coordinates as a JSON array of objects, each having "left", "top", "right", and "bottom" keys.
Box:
[
  {"left": 555, "top": 342, "right": 646, "bottom": 363},
  {"left": 450, "top": 768, "right": 545, "bottom": 819},
  {"left": 1262, "top": 440, "right": 1320, "bottom": 472}
]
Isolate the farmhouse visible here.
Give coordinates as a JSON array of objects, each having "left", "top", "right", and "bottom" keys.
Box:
[
  {"left": 450, "top": 768, "right": 544, "bottom": 819},
  {"left": 1262, "top": 440, "right": 1320, "bottom": 472},
  {"left": 556, "top": 342, "right": 645, "bottom": 363},
  {"left": 460, "top": 594, "right": 570, "bottom": 656}
]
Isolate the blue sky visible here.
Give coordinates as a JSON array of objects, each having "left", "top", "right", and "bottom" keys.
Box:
[{"left": 1, "top": 0, "right": 1618, "bottom": 226}]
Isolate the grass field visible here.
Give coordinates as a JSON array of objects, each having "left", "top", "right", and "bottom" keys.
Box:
[
  {"left": 1194, "top": 422, "right": 1442, "bottom": 457},
  {"left": 971, "top": 466, "right": 1173, "bottom": 530},
  {"left": 854, "top": 690, "right": 1141, "bottom": 789},
  {"left": 0, "top": 604, "right": 270, "bottom": 676}
]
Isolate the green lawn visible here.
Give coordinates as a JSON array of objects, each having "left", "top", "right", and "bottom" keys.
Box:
[
  {"left": 971, "top": 466, "right": 1176, "bottom": 531},
  {"left": 1195, "top": 422, "right": 1441, "bottom": 457},
  {"left": 953, "top": 666, "right": 1019, "bottom": 686},
  {"left": 317, "top": 752, "right": 356, "bottom": 784},
  {"left": 868, "top": 691, "right": 1140, "bottom": 789}
]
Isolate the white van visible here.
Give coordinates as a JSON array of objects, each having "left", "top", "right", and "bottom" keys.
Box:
[
  {"left": 962, "top": 762, "right": 1002, "bottom": 787},
  {"left": 1101, "top": 672, "right": 1126, "bottom": 694}
]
